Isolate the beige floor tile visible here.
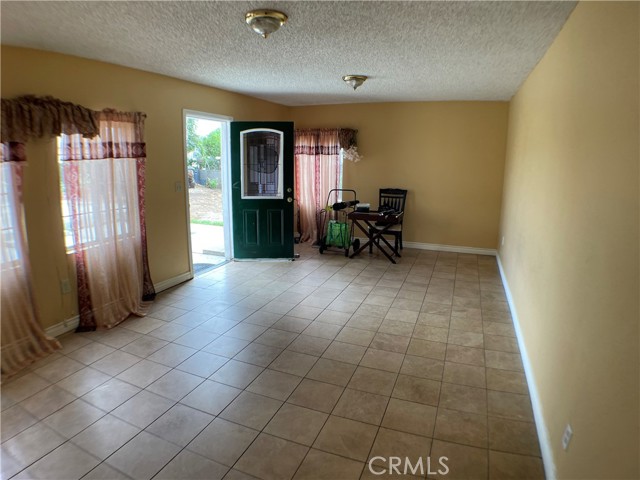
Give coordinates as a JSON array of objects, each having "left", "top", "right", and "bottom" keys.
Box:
[
  {"left": 41, "top": 399, "right": 104, "bottom": 438},
  {"left": 369, "top": 427, "right": 432, "bottom": 467},
  {"left": 483, "top": 334, "right": 519, "bottom": 354},
  {"left": 20, "top": 385, "right": 76, "bottom": 420},
  {"left": 385, "top": 308, "right": 420, "bottom": 323},
  {"left": 392, "top": 375, "right": 441, "bottom": 406},
  {"left": 187, "top": 418, "right": 258, "bottom": 466},
  {"left": 234, "top": 342, "right": 283, "bottom": 367},
  {"left": 146, "top": 404, "right": 213, "bottom": 447},
  {"left": 443, "top": 362, "right": 486, "bottom": 388},
  {"left": 116, "top": 359, "right": 171, "bottom": 389},
  {"left": 445, "top": 344, "right": 485, "bottom": 366},
  {"left": 0, "top": 405, "right": 38, "bottom": 443},
  {"left": 81, "top": 378, "right": 140, "bottom": 412},
  {"left": 381, "top": 398, "right": 437, "bottom": 437},
  {"left": 146, "top": 369, "right": 204, "bottom": 401},
  {"left": 2, "top": 423, "right": 65, "bottom": 468},
  {"left": 421, "top": 302, "right": 452, "bottom": 316},
  {"left": 67, "top": 342, "right": 116, "bottom": 365},
  {"left": 287, "top": 378, "right": 344, "bottom": 413},
  {"left": 219, "top": 391, "right": 282, "bottom": 429},
  {"left": 306, "top": 358, "right": 357, "bottom": 386},
  {"left": 180, "top": 380, "right": 241, "bottom": 415},
  {"left": 316, "top": 309, "right": 352, "bottom": 325},
  {"left": 235, "top": 433, "right": 309, "bottom": 480},
  {"left": 106, "top": 431, "right": 181, "bottom": 479},
  {"left": 347, "top": 366, "right": 397, "bottom": 396},
  {"left": 407, "top": 338, "right": 447, "bottom": 360},
  {"left": 433, "top": 407, "right": 488, "bottom": 448},
  {"left": 302, "top": 321, "right": 342, "bottom": 340},
  {"left": 270, "top": 350, "right": 319, "bottom": 376},
  {"left": 273, "top": 316, "right": 312, "bottom": 333},
  {"left": 360, "top": 348, "right": 404, "bottom": 373},
  {"left": 33, "top": 357, "right": 84, "bottom": 383},
  {"left": 447, "top": 329, "right": 484, "bottom": 348},
  {"left": 72, "top": 414, "right": 140, "bottom": 459},
  {"left": 333, "top": 388, "right": 389, "bottom": 425},
  {"left": 83, "top": 463, "right": 132, "bottom": 479},
  {"left": 450, "top": 317, "right": 483, "bottom": 333},
  {"left": 413, "top": 325, "right": 449, "bottom": 343},
  {"left": 120, "top": 336, "right": 169, "bottom": 358},
  {"left": 370, "top": 333, "right": 410, "bottom": 354},
  {"left": 147, "top": 343, "right": 198, "bottom": 367},
  {"left": 255, "top": 328, "right": 299, "bottom": 348},
  {"left": 428, "top": 439, "right": 488, "bottom": 479},
  {"left": 488, "top": 450, "right": 544, "bottom": 479},
  {"left": 313, "top": 416, "right": 378, "bottom": 462},
  {"left": 335, "top": 327, "right": 376, "bottom": 347},
  {"left": 400, "top": 355, "right": 444, "bottom": 381},
  {"left": 202, "top": 336, "right": 251, "bottom": 357},
  {"left": 156, "top": 450, "right": 228, "bottom": 480},
  {"left": 417, "top": 313, "right": 450, "bottom": 328},
  {"left": 439, "top": 383, "right": 487, "bottom": 415},
  {"left": 13, "top": 442, "right": 99, "bottom": 480},
  {"left": 90, "top": 350, "right": 142, "bottom": 376},
  {"left": 487, "top": 391, "right": 534, "bottom": 422},
  {"left": 322, "top": 341, "right": 367, "bottom": 364},
  {"left": 209, "top": 359, "right": 264, "bottom": 388},
  {"left": 294, "top": 448, "right": 364, "bottom": 479},
  {"left": 488, "top": 417, "right": 541, "bottom": 457},
  {"left": 247, "top": 369, "right": 302, "bottom": 400},
  {"left": 264, "top": 403, "right": 328, "bottom": 445},
  {"left": 485, "top": 350, "right": 524, "bottom": 372},
  {"left": 287, "top": 334, "right": 332, "bottom": 356},
  {"left": 486, "top": 368, "right": 528, "bottom": 394},
  {"left": 378, "top": 320, "right": 415, "bottom": 337}
]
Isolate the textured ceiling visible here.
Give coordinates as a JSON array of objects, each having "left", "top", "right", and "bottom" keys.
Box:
[{"left": 1, "top": 1, "right": 576, "bottom": 106}]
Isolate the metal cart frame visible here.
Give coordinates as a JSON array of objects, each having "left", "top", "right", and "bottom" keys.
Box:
[{"left": 317, "top": 188, "right": 361, "bottom": 257}]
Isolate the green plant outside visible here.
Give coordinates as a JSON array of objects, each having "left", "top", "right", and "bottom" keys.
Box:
[{"left": 190, "top": 219, "right": 224, "bottom": 226}]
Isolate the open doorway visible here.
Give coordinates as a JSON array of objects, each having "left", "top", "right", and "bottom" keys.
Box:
[{"left": 183, "top": 110, "right": 232, "bottom": 276}]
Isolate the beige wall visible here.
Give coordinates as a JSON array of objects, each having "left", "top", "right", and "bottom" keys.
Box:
[
  {"left": 291, "top": 102, "right": 509, "bottom": 249},
  {"left": 499, "top": 2, "right": 639, "bottom": 478},
  {"left": 1, "top": 46, "right": 290, "bottom": 329}
]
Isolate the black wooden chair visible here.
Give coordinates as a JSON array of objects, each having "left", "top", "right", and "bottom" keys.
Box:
[{"left": 369, "top": 188, "right": 408, "bottom": 254}]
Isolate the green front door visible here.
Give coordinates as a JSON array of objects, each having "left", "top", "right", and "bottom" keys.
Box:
[{"left": 230, "top": 121, "right": 294, "bottom": 259}]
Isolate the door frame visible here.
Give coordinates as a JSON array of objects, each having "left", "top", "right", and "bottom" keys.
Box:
[{"left": 182, "top": 109, "right": 234, "bottom": 278}]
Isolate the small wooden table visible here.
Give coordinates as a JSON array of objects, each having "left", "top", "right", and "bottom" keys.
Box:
[{"left": 348, "top": 210, "right": 404, "bottom": 264}]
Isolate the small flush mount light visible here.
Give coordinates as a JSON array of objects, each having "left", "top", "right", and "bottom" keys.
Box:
[
  {"left": 245, "top": 9, "right": 288, "bottom": 38},
  {"left": 342, "top": 75, "right": 368, "bottom": 91}
]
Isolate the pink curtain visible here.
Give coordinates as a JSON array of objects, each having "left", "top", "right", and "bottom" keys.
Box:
[
  {"left": 294, "top": 129, "right": 342, "bottom": 243},
  {"left": 59, "top": 110, "right": 155, "bottom": 331},
  {"left": 1, "top": 144, "right": 60, "bottom": 377}
]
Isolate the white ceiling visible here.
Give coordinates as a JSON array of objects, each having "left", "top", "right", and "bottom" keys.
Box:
[{"left": 1, "top": 1, "right": 576, "bottom": 106}]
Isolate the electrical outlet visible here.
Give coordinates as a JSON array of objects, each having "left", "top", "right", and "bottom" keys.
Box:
[
  {"left": 501, "top": 236, "right": 505, "bottom": 247},
  {"left": 562, "top": 424, "right": 573, "bottom": 451},
  {"left": 60, "top": 279, "right": 71, "bottom": 295}
]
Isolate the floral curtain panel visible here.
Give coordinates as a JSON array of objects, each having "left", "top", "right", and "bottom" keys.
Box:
[
  {"left": 294, "top": 128, "right": 358, "bottom": 243},
  {"left": 1, "top": 146, "right": 60, "bottom": 377},
  {"left": 59, "top": 110, "right": 155, "bottom": 331}
]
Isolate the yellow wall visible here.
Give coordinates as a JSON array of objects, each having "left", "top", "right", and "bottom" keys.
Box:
[
  {"left": 291, "top": 102, "right": 509, "bottom": 249},
  {"left": 1, "top": 46, "right": 290, "bottom": 329},
  {"left": 499, "top": 2, "right": 639, "bottom": 478}
]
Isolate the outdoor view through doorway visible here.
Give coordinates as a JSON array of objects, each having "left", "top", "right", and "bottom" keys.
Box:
[{"left": 185, "top": 114, "right": 227, "bottom": 275}]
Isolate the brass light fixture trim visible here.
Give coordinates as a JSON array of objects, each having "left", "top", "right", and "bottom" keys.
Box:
[
  {"left": 343, "top": 75, "right": 368, "bottom": 90},
  {"left": 245, "top": 9, "right": 288, "bottom": 38}
]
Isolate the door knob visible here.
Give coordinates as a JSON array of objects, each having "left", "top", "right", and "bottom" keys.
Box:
[
  {"left": 287, "top": 197, "right": 293, "bottom": 203},
  {"left": 286, "top": 187, "right": 293, "bottom": 193}
]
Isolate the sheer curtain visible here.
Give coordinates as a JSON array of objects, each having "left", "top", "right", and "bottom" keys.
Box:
[
  {"left": 1, "top": 144, "right": 60, "bottom": 377},
  {"left": 294, "top": 129, "right": 342, "bottom": 243},
  {"left": 59, "top": 110, "right": 155, "bottom": 331}
]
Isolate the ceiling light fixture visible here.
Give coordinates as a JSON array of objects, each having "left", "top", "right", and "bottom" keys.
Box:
[
  {"left": 245, "top": 9, "right": 288, "bottom": 38},
  {"left": 342, "top": 75, "right": 368, "bottom": 91}
]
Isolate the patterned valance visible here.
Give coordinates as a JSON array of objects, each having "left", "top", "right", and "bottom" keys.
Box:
[
  {"left": 294, "top": 128, "right": 358, "bottom": 156},
  {"left": 1, "top": 95, "right": 100, "bottom": 143}
]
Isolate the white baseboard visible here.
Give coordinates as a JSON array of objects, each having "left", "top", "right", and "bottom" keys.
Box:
[
  {"left": 403, "top": 241, "right": 497, "bottom": 256},
  {"left": 496, "top": 254, "right": 556, "bottom": 480},
  {"left": 354, "top": 237, "right": 497, "bottom": 256},
  {"left": 45, "top": 315, "right": 79, "bottom": 338},
  {"left": 154, "top": 271, "right": 193, "bottom": 293}
]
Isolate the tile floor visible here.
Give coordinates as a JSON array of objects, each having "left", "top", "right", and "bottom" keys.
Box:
[{"left": 1, "top": 244, "right": 545, "bottom": 480}]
